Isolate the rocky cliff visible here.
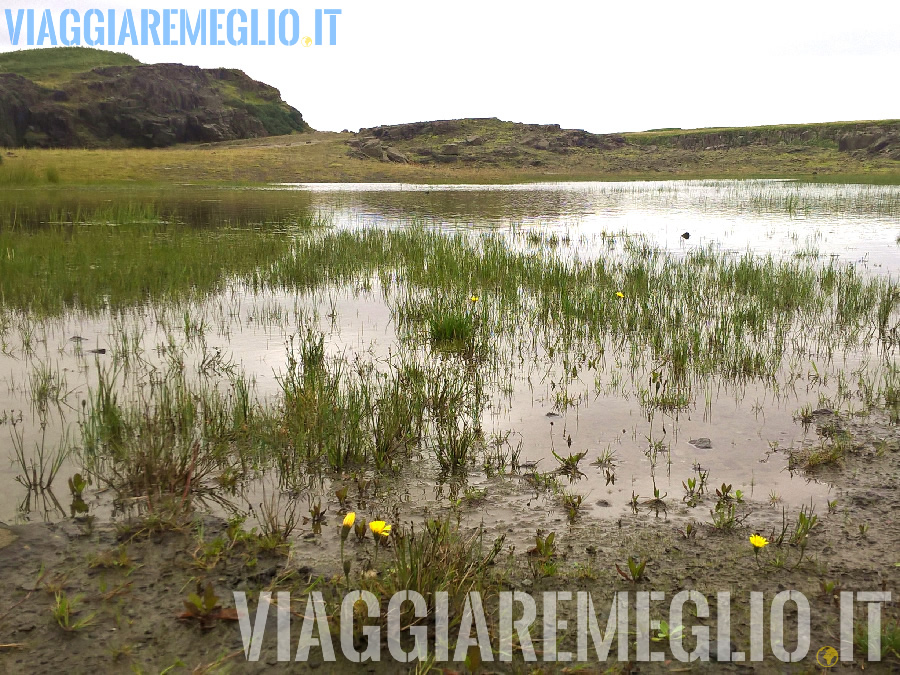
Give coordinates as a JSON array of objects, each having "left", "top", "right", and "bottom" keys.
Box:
[{"left": 0, "top": 47, "right": 309, "bottom": 148}]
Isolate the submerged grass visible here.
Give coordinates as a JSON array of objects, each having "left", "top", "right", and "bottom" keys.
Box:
[
  {"left": 78, "top": 325, "right": 490, "bottom": 498},
  {"left": 3, "top": 184, "right": 899, "bottom": 507},
  {"left": 4, "top": 203, "right": 898, "bottom": 389},
  {"left": 64, "top": 223, "right": 900, "bottom": 503},
  {"left": 0, "top": 190, "right": 322, "bottom": 315},
  {"left": 429, "top": 311, "right": 475, "bottom": 348}
]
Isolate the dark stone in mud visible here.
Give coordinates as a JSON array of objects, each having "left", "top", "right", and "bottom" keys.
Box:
[
  {"left": 595, "top": 499, "right": 611, "bottom": 507},
  {"left": 699, "top": 639, "right": 739, "bottom": 661},
  {"left": 243, "top": 563, "right": 281, "bottom": 584},
  {"left": 851, "top": 491, "right": 879, "bottom": 507},
  {"left": 689, "top": 437, "right": 713, "bottom": 449}
]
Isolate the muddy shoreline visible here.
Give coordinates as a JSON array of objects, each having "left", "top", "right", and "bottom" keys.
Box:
[{"left": 1, "top": 409, "right": 898, "bottom": 673}]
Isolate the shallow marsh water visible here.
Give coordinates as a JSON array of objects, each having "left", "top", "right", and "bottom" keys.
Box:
[{"left": 1, "top": 179, "right": 898, "bottom": 537}]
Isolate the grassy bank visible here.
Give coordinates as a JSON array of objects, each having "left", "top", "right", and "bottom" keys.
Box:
[{"left": 2, "top": 119, "right": 899, "bottom": 185}]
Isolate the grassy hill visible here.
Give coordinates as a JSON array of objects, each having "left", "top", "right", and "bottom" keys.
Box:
[
  {"left": 0, "top": 47, "right": 309, "bottom": 148},
  {"left": 0, "top": 46, "right": 139, "bottom": 86}
]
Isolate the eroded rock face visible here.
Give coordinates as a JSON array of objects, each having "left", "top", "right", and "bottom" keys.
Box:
[
  {"left": 384, "top": 147, "right": 408, "bottom": 163},
  {"left": 838, "top": 131, "right": 900, "bottom": 156},
  {"left": 360, "top": 139, "right": 384, "bottom": 158},
  {"left": 350, "top": 118, "right": 631, "bottom": 164},
  {"left": 643, "top": 123, "right": 900, "bottom": 158},
  {"left": 0, "top": 63, "right": 309, "bottom": 148},
  {"left": 0, "top": 74, "right": 45, "bottom": 147}
]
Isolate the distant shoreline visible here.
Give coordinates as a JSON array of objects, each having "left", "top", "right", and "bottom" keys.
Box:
[{"left": 3, "top": 123, "right": 900, "bottom": 186}]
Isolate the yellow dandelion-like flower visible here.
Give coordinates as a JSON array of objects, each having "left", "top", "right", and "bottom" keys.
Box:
[
  {"left": 369, "top": 520, "right": 387, "bottom": 536},
  {"left": 470, "top": 295, "right": 479, "bottom": 303},
  {"left": 380, "top": 524, "right": 392, "bottom": 537},
  {"left": 749, "top": 534, "right": 769, "bottom": 549},
  {"left": 342, "top": 512, "right": 356, "bottom": 528},
  {"left": 616, "top": 292, "right": 624, "bottom": 298}
]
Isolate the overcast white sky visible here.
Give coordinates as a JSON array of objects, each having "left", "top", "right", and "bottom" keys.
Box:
[{"left": 2, "top": 1, "right": 899, "bottom": 133}]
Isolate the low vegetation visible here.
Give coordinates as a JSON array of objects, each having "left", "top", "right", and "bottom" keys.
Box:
[{"left": 1, "top": 119, "right": 898, "bottom": 184}]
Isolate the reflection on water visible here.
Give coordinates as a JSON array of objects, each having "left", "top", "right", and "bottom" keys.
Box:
[
  {"left": 0, "top": 186, "right": 315, "bottom": 231},
  {"left": 285, "top": 179, "right": 900, "bottom": 269},
  {"left": 1, "top": 180, "right": 898, "bottom": 526}
]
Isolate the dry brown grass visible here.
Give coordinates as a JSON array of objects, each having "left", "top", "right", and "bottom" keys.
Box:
[{"left": 3, "top": 125, "right": 899, "bottom": 185}]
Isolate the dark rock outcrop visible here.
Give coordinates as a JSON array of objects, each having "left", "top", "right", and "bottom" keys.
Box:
[
  {"left": 0, "top": 74, "right": 45, "bottom": 147},
  {"left": 384, "top": 147, "right": 408, "bottom": 163},
  {"left": 639, "top": 122, "right": 900, "bottom": 158},
  {"left": 360, "top": 139, "right": 384, "bottom": 158},
  {"left": 838, "top": 130, "right": 900, "bottom": 157},
  {"left": 0, "top": 61, "right": 309, "bottom": 148},
  {"left": 352, "top": 118, "right": 630, "bottom": 164}
]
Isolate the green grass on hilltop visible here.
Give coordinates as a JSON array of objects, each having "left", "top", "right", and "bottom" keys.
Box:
[
  {"left": 626, "top": 119, "right": 900, "bottom": 149},
  {"left": 630, "top": 119, "right": 900, "bottom": 138},
  {"left": 0, "top": 46, "right": 140, "bottom": 86}
]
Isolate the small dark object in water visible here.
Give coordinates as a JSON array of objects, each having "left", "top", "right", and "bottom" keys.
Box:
[
  {"left": 87, "top": 348, "right": 106, "bottom": 355},
  {"left": 69, "top": 335, "right": 86, "bottom": 342},
  {"left": 681, "top": 232, "right": 690, "bottom": 240}
]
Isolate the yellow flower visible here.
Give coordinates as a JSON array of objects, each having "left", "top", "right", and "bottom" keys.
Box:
[
  {"left": 369, "top": 520, "right": 387, "bottom": 536},
  {"left": 342, "top": 512, "right": 356, "bottom": 528},
  {"left": 616, "top": 292, "right": 624, "bottom": 298},
  {"left": 380, "top": 524, "right": 392, "bottom": 538},
  {"left": 470, "top": 295, "right": 479, "bottom": 303},
  {"left": 749, "top": 534, "right": 769, "bottom": 549}
]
